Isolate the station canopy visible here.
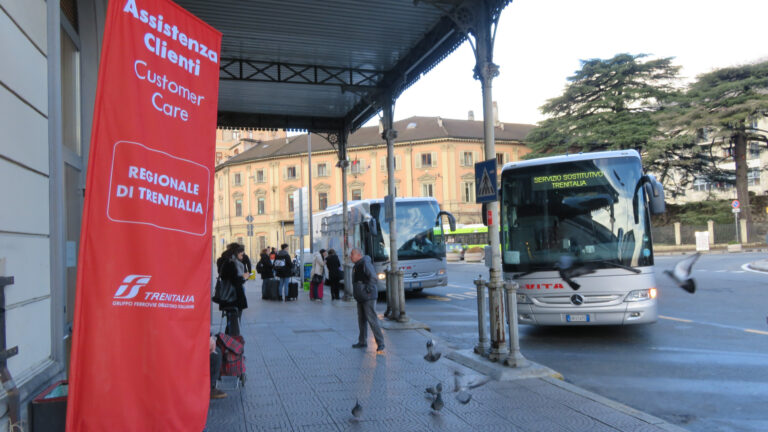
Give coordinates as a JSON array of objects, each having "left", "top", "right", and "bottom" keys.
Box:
[{"left": 175, "top": 0, "right": 510, "bottom": 134}]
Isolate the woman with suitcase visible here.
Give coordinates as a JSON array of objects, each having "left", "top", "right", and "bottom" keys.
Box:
[{"left": 309, "top": 249, "right": 327, "bottom": 301}]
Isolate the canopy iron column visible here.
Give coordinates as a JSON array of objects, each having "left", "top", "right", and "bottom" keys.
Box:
[{"left": 380, "top": 96, "right": 406, "bottom": 322}]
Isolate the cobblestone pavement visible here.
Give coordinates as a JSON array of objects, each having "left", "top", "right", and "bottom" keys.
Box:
[{"left": 206, "top": 282, "right": 686, "bottom": 432}]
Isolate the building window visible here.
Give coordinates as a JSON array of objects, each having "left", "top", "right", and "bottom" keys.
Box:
[
  {"left": 258, "top": 235, "right": 267, "bottom": 250},
  {"left": 234, "top": 149, "right": 239, "bottom": 155},
  {"left": 256, "top": 169, "right": 265, "bottom": 183},
  {"left": 462, "top": 181, "right": 475, "bottom": 202},
  {"left": 496, "top": 153, "right": 508, "bottom": 166},
  {"left": 286, "top": 166, "right": 297, "bottom": 179},
  {"left": 235, "top": 199, "right": 243, "bottom": 217},
  {"left": 748, "top": 169, "right": 760, "bottom": 186},
  {"left": 258, "top": 197, "right": 265, "bottom": 214},
  {"left": 288, "top": 194, "right": 294, "bottom": 213},
  {"left": 749, "top": 142, "right": 760, "bottom": 159},
  {"left": 461, "top": 151, "right": 474, "bottom": 166},
  {"left": 237, "top": 236, "right": 244, "bottom": 245},
  {"left": 234, "top": 173, "right": 241, "bottom": 186},
  {"left": 421, "top": 183, "right": 434, "bottom": 197},
  {"left": 216, "top": 152, "right": 223, "bottom": 164},
  {"left": 61, "top": 27, "right": 81, "bottom": 156},
  {"left": 317, "top": 163, "right": 328, "bottom": 177},
  {"left": 420, "top": 153, "right": 433, "bottom": 168},
  {"left": 693, "top": 178, "right": 710, "bottom": 192},
  {"left": 350, "top": 159, "right": 365, "bottom": 175},
  {"left": 318, "top": 192, "right": 328, "bottom": 210},
  {"left": 233, "top": 131, "right": 240, "bottom": 141},
  {"left": 351, "top": 188, "right": 362, "bottom": 201}
]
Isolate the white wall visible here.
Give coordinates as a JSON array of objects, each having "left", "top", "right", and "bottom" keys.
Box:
[{"left": 0, "top": 0, "right": 53, "bottom": 391}]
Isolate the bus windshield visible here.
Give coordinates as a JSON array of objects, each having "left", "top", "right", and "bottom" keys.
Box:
[
  {"left": 500, "top": 156, "right": 653, "bottom": 273},
  {"left": 372, "top": 201, "right": 444, "bottom": 261}
]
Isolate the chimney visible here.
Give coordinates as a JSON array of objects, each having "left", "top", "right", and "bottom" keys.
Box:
[
  {"left": 493, "top": 101, "right": 499, "bottom": 126},
  {"left": 468, "top": 110, "right": 474, "bottom": 121},
  {"left": 436, "top": 116, "right": 443, "bottom": 128}
]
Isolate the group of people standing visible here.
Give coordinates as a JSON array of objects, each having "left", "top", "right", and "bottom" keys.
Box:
[
  {"left": 254, "top": 244, "right": 294, "bottom": 301},
  {"left": 215, "top": 243, "right": 384, "bottom": 353}
]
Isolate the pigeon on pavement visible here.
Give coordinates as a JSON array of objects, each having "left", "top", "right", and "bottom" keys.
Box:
[
  {"left": 430, "top": 390, "right": 444, "bottom": 413},
  {"left": 424, "top": 339, "right": 441, "bottom": 362},
  {"left": 663, "top": 252, "right": 700, "bottom": 294},
  {"left": 351, "top": 400, "right": 363, "bottom": 418},
  {"left": 425, "top": 382, "right": 443, "bottom": 398}
]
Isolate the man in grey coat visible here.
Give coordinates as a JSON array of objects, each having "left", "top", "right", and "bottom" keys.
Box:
[{"left": 350, "top": 248, "right": 385, "bottom": 352}]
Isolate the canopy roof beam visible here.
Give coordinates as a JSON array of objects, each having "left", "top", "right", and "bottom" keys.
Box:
[{"left": 219, "top": 59, "right": 383, "bottom": 89}]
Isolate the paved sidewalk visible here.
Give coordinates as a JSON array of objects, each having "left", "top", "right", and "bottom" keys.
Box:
[{"left": 206, "top": 281, "right": 686, "bottom": 432}]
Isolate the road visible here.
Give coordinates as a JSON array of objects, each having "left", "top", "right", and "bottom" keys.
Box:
[{"left": 404, "top": 252, "right": 768, "bottom": 432}]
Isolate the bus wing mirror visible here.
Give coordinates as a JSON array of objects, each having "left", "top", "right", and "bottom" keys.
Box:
[
  {"left": 643, "top": 175, "right": 666, "bottom": 215},
  {"left": 436, "top": 211, "right": 456, "bottom": 232}
]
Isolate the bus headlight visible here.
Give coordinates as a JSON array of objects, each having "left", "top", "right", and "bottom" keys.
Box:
[
  {"left": 624, "top": 288, "right": 657, "bottom": 302},
  {"left": 377, "top": 273, "right": 386, "bottom": 280},
  {"left": 516, "top": 293, "right": 532, "bottom": 304}
]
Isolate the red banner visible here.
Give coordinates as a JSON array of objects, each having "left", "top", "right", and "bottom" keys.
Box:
[{"left": 67, "top": 0, "right": 220, "bottom": 430}]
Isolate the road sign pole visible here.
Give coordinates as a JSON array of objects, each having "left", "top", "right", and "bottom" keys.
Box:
[{"left": 476, "top": 18, "right": 507, "bottom": 362}]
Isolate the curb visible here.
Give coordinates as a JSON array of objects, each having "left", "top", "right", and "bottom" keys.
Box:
[
  {"left": 541, "top": 376, "right": 690, "bottom": 432},
  {"left": 747, "top": 261, "right": 768, "bottom": 272}
]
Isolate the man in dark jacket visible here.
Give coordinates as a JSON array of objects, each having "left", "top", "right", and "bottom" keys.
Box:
[
  {"left": 350, "top": 248, "right": 384, "bottom": 352},
  {"left": 274, "top": 243, "right": 293, "bottom": 301},
  {"left": 240, "top": 252, "right": 252, "bottom": 275},
  {"left": 325, "top": 249, "right": 343, "bottom": 300}
]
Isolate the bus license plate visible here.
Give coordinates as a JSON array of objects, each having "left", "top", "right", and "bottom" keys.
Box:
[{"left": 566, "top": 314, "right": 590, "bottom": 323}]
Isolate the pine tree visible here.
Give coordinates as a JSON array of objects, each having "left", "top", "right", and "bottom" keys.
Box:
[
  {"left": 671, "top": 61, "right": 768, "bottom": 222},
  {"left": 526, "top": 53, "right": 681, "bottom": 158}
]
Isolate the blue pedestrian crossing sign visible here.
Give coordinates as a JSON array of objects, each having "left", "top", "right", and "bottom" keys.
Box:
[{"left": 475, "top": 159, "right": 498, "bottom": 203}]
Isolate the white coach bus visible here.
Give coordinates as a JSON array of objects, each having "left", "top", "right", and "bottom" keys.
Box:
[
  {"left": 312, "top": 197, "right": 454, "bottom": 292},
  {"left": 500, "top": 150, "right": 666, "bottom": 325}
]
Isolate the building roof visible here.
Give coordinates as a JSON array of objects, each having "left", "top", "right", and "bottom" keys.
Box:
[{"left": 217, "top": 116, "right": 534, "bottom": 169}]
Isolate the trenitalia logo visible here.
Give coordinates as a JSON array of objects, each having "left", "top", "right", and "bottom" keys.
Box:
[{"left": 114, "top": 275, "right": 152, "bottom": 299}]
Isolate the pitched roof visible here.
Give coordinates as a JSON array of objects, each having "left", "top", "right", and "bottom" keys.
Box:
[{"left": 217, "top": 116, "right": 534, "bottom": 169}]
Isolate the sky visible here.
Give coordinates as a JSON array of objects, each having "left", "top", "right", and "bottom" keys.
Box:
[{"left": 371, "top": 0, "right": 768, "bottom": 127}]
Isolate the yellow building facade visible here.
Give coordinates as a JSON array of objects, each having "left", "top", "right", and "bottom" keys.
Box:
[{"left": 213, "top": 116, "right": 533, "bottom": 258}]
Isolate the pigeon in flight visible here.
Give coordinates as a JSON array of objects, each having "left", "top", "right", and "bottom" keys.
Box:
[
  {"left": 424, "top": 339, "right": 441, "bottom": 362},
  {"left": 351, "top": 400, "right": 363, "bottom": 418},
  {"left": 663, "top": 252, "right": 700, "bottom": 294},
  {"left": 452, "top": 370, "right": 491, "bottom": 404}
]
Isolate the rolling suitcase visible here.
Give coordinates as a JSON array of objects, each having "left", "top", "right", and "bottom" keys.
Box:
[
  {"left": 217, "top": 333, "right": 246, "bottom": 384},
  {"left": 287, "top": 279, "right": 299, "bottom": 300},
  {"left": 263, "top": 278, "right": 280, "bottom": 300},
  {"left": 309, "top": 278, "right": 323, "bottom": 300}
]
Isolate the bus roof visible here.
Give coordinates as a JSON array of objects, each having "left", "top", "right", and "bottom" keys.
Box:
[
  {"left": 316, "top": 196, "right": 439, "bottom": 214},
  {"left": 501, "top": 149, "right": 640, "bottom": 173}
]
